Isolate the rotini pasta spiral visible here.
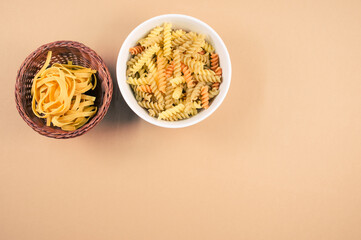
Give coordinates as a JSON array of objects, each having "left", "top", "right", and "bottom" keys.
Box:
[
  {"left": 146, "top": 58, "right": 164, "bottom": 103},
  {"left": 182, "top": 55, "right": 203, "bottom": 73},
  {"left": 163, "top": 23, "right": 172, "bottom": 58},
  {"left": 138, "top": 101, "right": 165, "bottom": 111},
  {"left": 211, "top": 53, "right": 222, "bottom": 74},
  {"left": 157, "top": 54, "right": 167, "bottom": 93},
  {"left": 192, "top": 52, "right": 210, "bottom": 64},
  {"left": 191, "top": 82, "right": 205, "bottom": 101},
  {"left": 158, "top": 104, "right": 185, "bottom": 120},
  {"left": 129, "top": 45, "right": 145, "bottom": 55},
  {"left": 212, "top": 82, "right": 220, "bottom": 90},
  {"left": 200, "top": 86, "right": 209, "bottom": 109},
  {"left": 127, "top": 77, "right": 149, "bottom": 85},
  {"left": 131, "top": 85, "right": 152, "bottom": 102},
  {"left": 170, "top": 76, "right": 185, "bottom": 87},
  {"left": 173, "top": 49, "right": 182, "bottom": 77},
  {"left": 164, "top": 80, "right": 174, "bottom": 110},
  {"left": 186, "top": 34, "right": 205, "bottom": 55},
  {"left": 208, "top": 88, "right": 220, "bottom": 99},
  {"left": 165, "top": 61, "right": 174, "bottom": 78},
  {"left": 130, "top": 44, "right": 160, "bottom": 74},
  {"left": 203, "top": 41, "right": 215, "bottom": 53},
  {"left": 181, "top": 63, "right": 196, "bottom": 88},
  {"left": 172, "top": 86, "right": 183, "bottom": 100},
  {"left": 178, "top": 40, "right": 193, "bottom": 53},
  {"left": 171, "top": 29, "right": 186, "bottom": 40},
  {"left": 184, "top": 87, "right": 194, "bottom": 113},
  {"left": 138, "top": 26, "right": 163, "bottom": 47},
  {"left": 137, "top": 85, "right": 152, "bottom": 93},
  {"left": 194, "top": 71, "right": 221, "bottom": 83},
  {"left": 172, "top": 32, "right": 196, "bottom": 47},
  {"left": 148, "top": 108, "right": 160, "bottom": 117}
]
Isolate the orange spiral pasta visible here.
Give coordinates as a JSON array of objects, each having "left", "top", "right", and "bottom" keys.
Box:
[
  {"left": 137, "top": 85, "right": 152, "bottom": 93},
  {"left": 198, "top": 50, "right": 206, "bottom": 55},
  {"left": 212, "top": 82, "right": 220, "bottom": 90},
  {"left": 129, "top": 45, "right": 145, "bottom": 55},
  {"left": 213, "top": 67, "right": 222, "bottom": 76},
  {"left": 210, "top": 53, "right": 219, "bottom": 71},
  {"left": 181, "top": 63, "right": 196, "bottom": 88},
  {"left": 165, "top": 61, "right": 175, "bottom": 78},
  {"left": 200, "top": 86, "right": 209, "bottom": 109}
]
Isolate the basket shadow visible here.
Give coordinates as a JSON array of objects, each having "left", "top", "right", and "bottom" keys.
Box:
[{"left": 101, "top": 64, "right": 139, "bottom": 125}]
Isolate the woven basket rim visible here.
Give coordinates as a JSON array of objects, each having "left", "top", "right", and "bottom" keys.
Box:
[{"left": 15, "top": 40, "right": 113, "bottom": 139}]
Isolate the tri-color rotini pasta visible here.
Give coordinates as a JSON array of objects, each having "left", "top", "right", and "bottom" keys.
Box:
[{"left": 127, "top": 23, "right": 222, "bottom": 121}]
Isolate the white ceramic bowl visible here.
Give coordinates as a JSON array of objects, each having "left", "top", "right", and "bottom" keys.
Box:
[{"left": 116, "top": 14, "right": 231, "bottom": 128}]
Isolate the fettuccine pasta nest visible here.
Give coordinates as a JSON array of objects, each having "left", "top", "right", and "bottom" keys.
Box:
[{"left": 31, "top": 51, "right": 97, "bottom": 131}]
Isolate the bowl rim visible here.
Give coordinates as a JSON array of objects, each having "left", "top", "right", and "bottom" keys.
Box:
[
  {"left": 117, "top": 14, "right": 232, "bottom": 128},
  {"left": 15, "top": 40, "right": 113, "bottom": 139}
]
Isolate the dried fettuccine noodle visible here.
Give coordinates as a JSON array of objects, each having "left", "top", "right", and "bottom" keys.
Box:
[{"left": 31, "top": 51, "right": 97, "bottom": 131}]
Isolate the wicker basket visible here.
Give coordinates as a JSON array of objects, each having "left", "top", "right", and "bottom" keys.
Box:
[{"left": 15, "top": 41, "right": 113, "bottom": 139}]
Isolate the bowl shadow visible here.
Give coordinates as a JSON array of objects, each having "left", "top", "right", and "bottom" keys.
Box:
[{"left": 101, "top": 63, "right": 139, "bottom": 125}]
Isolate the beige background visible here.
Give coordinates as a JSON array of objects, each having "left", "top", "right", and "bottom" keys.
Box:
[{"left": 1, "top": 0, "right": 361, "bottom": 239}]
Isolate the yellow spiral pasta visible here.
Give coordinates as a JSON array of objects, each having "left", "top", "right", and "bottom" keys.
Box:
[
  {"left": 208, "top": 88, "right": 220, "bottom": 99},
  {"left": 138, "top": 101, "right": 165, "bottom": 111},
  {"left": 127, "top": 77, "right": 149, "bottom": 85},
  {"left": 158, "top": 104, "right": 185, "bottom": 120},
  {"left": 130, "top": 44, "right": 160, "bottom": 74},
  {"left": 203, "top": 41, "right": 215, "bottom": 53},
  {"left": 191, "top": 82, "right": 204, "bottom": 101},
  {"left": 186, "top": 34, "right": 205, "bottom": 55},
  {"left": 170, "top": 76, "right": 185, "bottom": 87},
  {"left": 172, "top": 32, "right": 196, "bottom": 47},
  {"left": 172, "top": 86, "right": 183, "bottom": 100},
  {"left": 148, "top": 109, "right": 160, "bottom": 117},
  {"left": 163, "top": 23, "right": 172, "bottom": 58},
  {"left": 137, "top": 85, "right": 152, "bottom": 93},
  {"left": 178, "top": 40, "right": 193, "bottom": 53},
  {"left": 156, "top": 54, "right": 167, "bottom": 93},
  {"left": 182, "top": 56, "right": 203, "bottom": 73},
  {"left": 171, "top": 29, "right": 186, "bottom": 40},
  {"left": 194, "top": 74, "right": 221, "bottom": 83},
  {"left": 131, "top": 85, "right": 152, "bottom": 101},
  {"left": 173, "top": 49, "right": 182, "bottom": 77},
  {"left": 146, "top": 58, "right": 164, "bottom": 104},
  {"left": 138, "top": 26, "right": 163, "bottom": 47}
]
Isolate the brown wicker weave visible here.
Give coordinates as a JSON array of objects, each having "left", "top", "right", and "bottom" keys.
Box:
[{"left": 15, "top": 41, "right": 113, "bottom": 139}]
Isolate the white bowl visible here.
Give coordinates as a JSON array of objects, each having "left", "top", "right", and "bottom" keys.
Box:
[{"left": 116, "top": 14, "right": 232, "bottom": 128}]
